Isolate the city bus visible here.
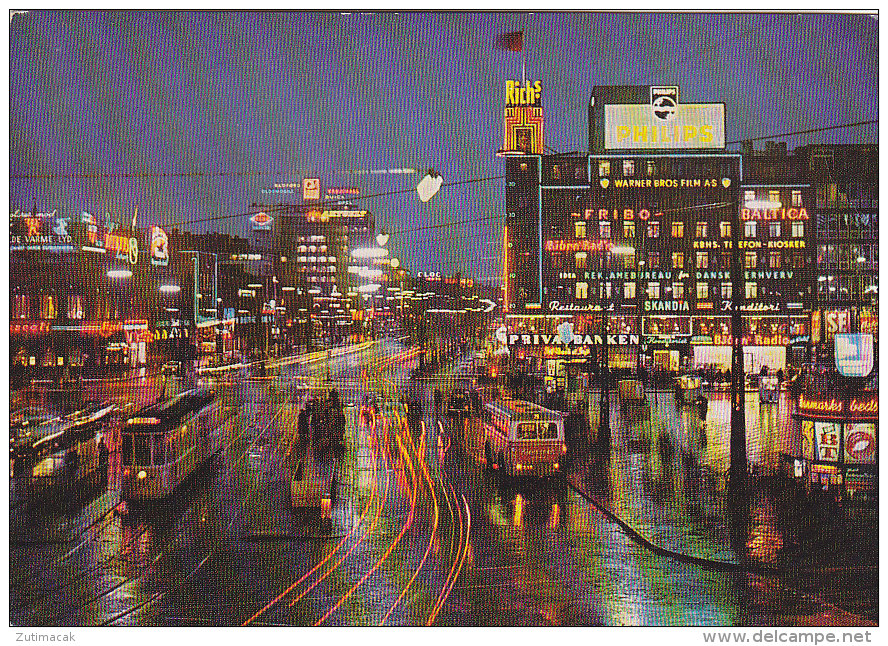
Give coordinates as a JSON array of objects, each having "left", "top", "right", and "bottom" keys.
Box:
[
  {"left": 120, "top": 388, "right": 234, "bottom": 501},
  {"left": 480, "top": 399, "right": 566, "bottom": 477}
]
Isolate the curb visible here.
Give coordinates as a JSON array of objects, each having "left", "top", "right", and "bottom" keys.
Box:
[{"left": 565, "top": 473, "right": 781, "bottom": 576}]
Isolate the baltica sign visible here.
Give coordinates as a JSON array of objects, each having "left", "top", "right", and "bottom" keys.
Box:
[{"left": 604, "top": 103, "right": 725, "bottom": 149}]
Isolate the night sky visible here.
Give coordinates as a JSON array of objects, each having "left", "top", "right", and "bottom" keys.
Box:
[{"left": 9, "top": 11, "right": 878, "bottom": 280}]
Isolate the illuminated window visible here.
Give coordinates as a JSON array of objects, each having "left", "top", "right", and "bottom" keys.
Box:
[
  {"left": 646, "top": 160, "right": 657, "bottom": 176},
  {"left": 721, "top": 252, "right": 732, "bottom": 269},
  {"left": 575, "top": 221, "right": 586, "bottom": 239},
  {"left": 696, "top": 282, "right": 709, "bottom": 299},
  {"left": 769, "top": 252, "right": 781, "bottom": 268},
  {"left": 671, "top": 221, "right": 684, "bottom": 238},
  {"left": 769, "top": 222, "right": 781, "bottom": 237},
  {"left": 623, "top": 159, "right": 635, "bottom": 176},
  {"left": 647, "top": 282, "right": 660, "bottom": 299},
  {"left": 575, "top": 282, "right": 588, "bottom": 299},
  {"left": 744, "top": 221, "right": 757, "bottom": 237},
  {"left": 769, "top": 190, "right": 781, "bottom": 204},
  {"left": 721, "top": 282, "right": 732, "bottom": 299},
  {"left": 575, "top": 252, "right": 587, "bottom": 269},
  {"left": 672, "top": 252, "right": 684, "bottom": 269},
  {"left": 696, "top": 252, "right": 709, "bottom": 268},
  {"left": 648, "top": 252, "right": 660, "bottom": 268},
  {"left": 672, "top": 282, "right": 684, "bottom": 298},
  {"left": 720, "top": 221, "right": 731, "bottom": 238},
  {"left": 623, "top": 221, "right": 635, "bottom": 238},
  {"left": 745, "top": 282, "right": 758, "bottom": 299},
  {"left": 647, "top": 221, "right": 660, "bottom": 238},
  {"left": 696, "top": 221, "right": 708, "bottom": 238},
  {"left": 791, "top": 222, "right": 804, "bottom": 238},
  {"left": 621, "top": 251, "right": 636, "bottom": 269},
  {"left": 792, "top": 190, "right": 802, "bottom": 207},
  {"left": 40, "top": 294, "right": 56, "bottom": 320},
  {"left": 744, "top": 190, "right": 756, "bottom": 203},
  {"left": 13, "top": 295, "right": 29, "bottom": 319},
  {"left": 67, "top": 295, "right": 83, "bottom": 320},
  {"left": 599, "top": 282, "right": 612, "bottom": 299},
  {"left": 598, "top": 160, "right": 610, "bottom": 176},
  {"left": 624, "top": 282, "right": 636, "bottom": 299},
  {"left": 599, "top": 221, "right": 611, "bottom": 238},
  {"left": 744, "top": 251, "right": 757, "bottom": 268}
]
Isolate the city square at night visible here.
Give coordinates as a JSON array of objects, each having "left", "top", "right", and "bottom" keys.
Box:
[{"left": 6, "top": 9, "right": 879, "bottom": 637}]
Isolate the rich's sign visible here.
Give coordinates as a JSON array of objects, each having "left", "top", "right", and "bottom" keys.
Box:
[{"left": 506, "top": 80, "right": 542, "bottom": 107}]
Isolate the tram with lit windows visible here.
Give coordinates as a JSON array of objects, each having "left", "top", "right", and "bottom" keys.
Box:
[
  {"left": 10, "top": 403, "right": 114, "bottom": 494},
  {"left": 120, "top": 388, "right": 234, "bottom": 501},
  {"left": 480, "top": 399, "right": 566, "bottom": 477}
]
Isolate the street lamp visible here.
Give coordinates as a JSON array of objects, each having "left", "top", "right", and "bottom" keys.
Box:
[{"left": 416, "top": 170, "right": 443, "bottom": 203}]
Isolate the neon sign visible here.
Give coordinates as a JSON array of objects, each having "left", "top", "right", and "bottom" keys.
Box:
[
  {"left": 544, "top": 239, "right": 612, "bottom": 253},
  {"left": 741, "top": 207, "right": 809, "bottom": 221}
]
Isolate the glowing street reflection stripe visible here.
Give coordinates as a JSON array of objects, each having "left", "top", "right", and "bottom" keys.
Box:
[
  {"left": 284, "top": 397, "right": 401, "bottom": 614},
  {"left": 428, "top": 492, "right": 471, "bottom": 625},
  {"left": 380, "top": 419, "right": 440, "bottom": 625},
  {"left": 314, "top": 410, "right": 419, "bottom": 625},
  {"left": 242, "top": 397, "right": 380, "bottom": 625},
  {"left": 281, "top": 417, "right": 392, "bottom": 614}
]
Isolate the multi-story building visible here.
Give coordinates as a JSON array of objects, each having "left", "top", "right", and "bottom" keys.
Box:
[{"left": 502, "top": 85, "right": 817, "bottom": 389}]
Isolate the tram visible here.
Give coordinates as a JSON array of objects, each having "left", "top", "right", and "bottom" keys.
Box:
[
  {"left": 10, "top": 403, "right": 114, "bottom": 495},
  {"left": 120, "top": 388, "right": 234, "bottom": 501}
]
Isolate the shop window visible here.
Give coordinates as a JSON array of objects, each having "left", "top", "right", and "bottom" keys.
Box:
[
  {"left": 721, "top": 282, "right": 732, "bottom": 299},
  {"left": 745, "top": 282, "right": 758, "bottom": 299},
  {"left": 624, "top": 282, "right": 636, "bottom": 299},
  {"left": 648, "top": 252, "right": 660, "bottom": 269},
  {"left": 744, "top": 252, "right": 757, "bottom": 269},
  {"left": 40, "top": 294, "right": 57, "bottom": 320},
  {"left": 623, "top": 159, "right": 635, "bottom": 176},
  {"left": 696, "top": 282, "right": 709, "bottom": 299},
  {"left": 696, "top": 252, "right": 709, "bottom": 269},
  {"left": 672, "top": 282, "right": 684, "bottom": 299},
  {"left": 575, "top": 221, "right": 586, "bottom": 239},
  {"left": 599, "top": 221, "right": 611, "bottom": 238},
  {"left": 769, "top": 252, "right": 781, "bottom": 269},
  {"left": 769, "top": 222, "right": 781, "bottom": 238},
  {"left": 623, "top": 221, "right": 635, "bottom": 238},
  {"left": 695, "top": 221, "right": 708, "bottom": 238},
  {"left": 12, "top": 294, "right": 29, "bottom": 319},
  {"left": 598, "top": 160, "right": 610, "bottom": 176},
  {"left": 744, "top": 221, "right": 757, "bottom": 237},
  {"left": 647, "top": 282, "right": 660, "bottom": 299},
  {"left": 672, "top": 252, "right": 684, "bottom": 269},
  {"left": 791, "top": 222, "right": 804, "bottom": 238},
  {"left": 575, "top": 252, "right": 587, "bottom": 270},
  {"left": 575, "top": 282, "right": 588, "bottom": 300},
  {"left": 67, "top": 295, "right": 84, "bottom": 320},
  {"left": 647, "top": 221, "right": 660, "bottom": 238},
  {"left": 671, "top": 221, "right": 684, "bottom": 238},
  {"left": 720, "top": 221, "right": 731, "bottom": 238},
  {"left": 792, "top": 190, "right": 802, "bottom": 207}
]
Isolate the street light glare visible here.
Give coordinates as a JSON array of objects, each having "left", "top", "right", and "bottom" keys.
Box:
[
  {"left": 417, "top": 170, "right": 443, "bottom": 202},
  {"left": 159, "top": 284, "right": 181, "bottom": 294},
  {"left": 351, "top": 247, "right": 389, "bottom": 259},
  {"left": 610, "top": 245, "right": 636, "bottom": 255},
  {"left": 106, "top": 269, "right": 133, "bottom": 279}
]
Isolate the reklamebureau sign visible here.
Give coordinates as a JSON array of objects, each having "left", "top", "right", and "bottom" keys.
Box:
[{"left": 604, "top": 104, "right": 725, "bottom": 149}]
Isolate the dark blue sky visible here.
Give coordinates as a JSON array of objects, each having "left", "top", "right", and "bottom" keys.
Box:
[{"left": 9, "top": 11, "right": 878, "bottom": 280}]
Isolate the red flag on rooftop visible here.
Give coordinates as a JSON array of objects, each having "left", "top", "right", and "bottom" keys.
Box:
[{"left": 496, "top": 30, "right": 523, "bottom": 52}]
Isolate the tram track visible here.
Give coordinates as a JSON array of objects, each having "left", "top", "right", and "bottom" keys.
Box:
[{"left": 19, "top": 383, "right": 296, "bottom": 626}]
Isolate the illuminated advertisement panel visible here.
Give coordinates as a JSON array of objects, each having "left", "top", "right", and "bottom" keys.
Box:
[{"left": 604, "top": 103, "right": 725, "bottom": 150}]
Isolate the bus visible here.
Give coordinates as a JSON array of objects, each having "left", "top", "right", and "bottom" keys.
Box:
[
  {"left": 480, "top": 399, "right": 566, "bottom": 477},
  {"left": 120, "top": 388, "right": 235, "bottom": 501},
  {"left": 11, "top": 403, "right": 114, "bottom": 497}
]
